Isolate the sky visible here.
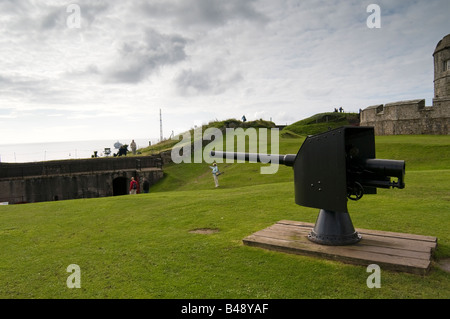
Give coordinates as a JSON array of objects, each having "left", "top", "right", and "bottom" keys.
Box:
[{"left": 0, "top": 0, "right": 448, "bottom": 144}]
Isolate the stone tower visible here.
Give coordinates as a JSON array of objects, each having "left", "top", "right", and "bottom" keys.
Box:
[{"left": 433, "top": 34, "right": 450, "bottom": 107}]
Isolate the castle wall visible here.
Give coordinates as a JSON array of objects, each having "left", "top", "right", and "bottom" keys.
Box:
[
  {"left": 0, "top": 156, "right": 164, "bottom": 204},
  {"left": 0, "top": 156, "right": 162, "bottom": 179},
  {"left": 360, "top": 99, "right": 450, "bottom": 135}
]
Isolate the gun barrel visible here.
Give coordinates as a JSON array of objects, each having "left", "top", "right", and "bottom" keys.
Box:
[
  {"left": 362, "top": 158, "right": 405, "bottom": 189},
  {"left": 363, "top": 159, "right": 405, "bottom": 178},
  {"left": 210, "top": 151, "right": 296, "bottom": 167},
  {"left": 347, "top": 158, "right": 405, "bottom": 191}
]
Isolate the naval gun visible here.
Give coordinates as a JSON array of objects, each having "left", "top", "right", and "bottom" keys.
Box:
[{"left": 211, "top": 126, "right": 405, "bottom": 246}]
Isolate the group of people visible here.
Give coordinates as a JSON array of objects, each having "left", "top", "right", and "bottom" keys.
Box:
[
  {"left": 129, "top": 177, "right": 150, "bottom": 195},
  {"left": 114, "top": 139, "right": 137, "bottom": 157},
  {"left": 128, "top": 164, "right": 221, "bottom": 195},
  {"left": 127, "top": 135, "right": 223, "bottom": 191},
  {"left": 129, "top": 164, "right": 222, "bottom": 194}
]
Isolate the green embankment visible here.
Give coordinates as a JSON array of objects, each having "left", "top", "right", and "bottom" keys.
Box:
[{"left": 281, "top": 112, "right": 360, "bottom": 137}]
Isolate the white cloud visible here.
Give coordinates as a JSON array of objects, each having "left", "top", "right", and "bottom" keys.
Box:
[
  {"left": 138, "top": 0, "right": 269, "bottom": 29},
  {"left": 103, "top": 28, "right": 189, "bottom": 83},
  {"left": 175, "top": 58, "right": 244, "bottom": 96}
]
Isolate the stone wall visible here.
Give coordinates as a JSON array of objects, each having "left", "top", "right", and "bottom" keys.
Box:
[
  {"left": 360, "top": 99, "right": 450, "bottom": 135},
  {"left": 0, "top": 155, "right": 162, "bottom": 179},
  {"left": 0, "top": 156, "right": 164, "bottom": 204}
]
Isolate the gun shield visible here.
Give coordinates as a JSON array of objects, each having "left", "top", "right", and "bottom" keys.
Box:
[{"left": 210, "top": 126, "right": 405, "bottom": 246}]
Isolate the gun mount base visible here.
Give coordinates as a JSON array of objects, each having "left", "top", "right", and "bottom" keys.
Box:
[{"left": 308, "top": 209, "right": 362, "bottom": 245}]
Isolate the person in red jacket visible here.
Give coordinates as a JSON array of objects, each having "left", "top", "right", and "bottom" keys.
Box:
[{"left": 129, "top": 177, "right": 138, "bottom": 194}]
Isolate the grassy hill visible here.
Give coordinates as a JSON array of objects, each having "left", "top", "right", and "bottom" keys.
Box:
[
  {"left": 138, "top": 118, "right": 276, "bottom": 155},
  {"left": 0, "top": 120, "right": 449, "bottom": 299},
  {"left": 281, "top": 112, "right": 360, "bottom": 137}
]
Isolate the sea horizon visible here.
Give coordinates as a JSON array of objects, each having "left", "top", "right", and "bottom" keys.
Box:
[{"left": 0, "top": 138, "right": 156, "bottom": 163}]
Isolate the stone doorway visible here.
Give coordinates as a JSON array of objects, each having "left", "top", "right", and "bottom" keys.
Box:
[{"left": 113, "top": 177, "right": 128, "bottom": 196}]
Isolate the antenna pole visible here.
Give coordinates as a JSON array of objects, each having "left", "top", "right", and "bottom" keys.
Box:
[{"left": 160, "top": 108, "right": 163, "bottom": 142}]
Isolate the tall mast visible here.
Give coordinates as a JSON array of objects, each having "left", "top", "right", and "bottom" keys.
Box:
[{"left": 160, "top": 108, "right": 163, "bottom": 142}]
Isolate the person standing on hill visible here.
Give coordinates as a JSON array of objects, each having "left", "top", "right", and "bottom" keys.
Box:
[
  {"left": 129, "top": 177, "right": 138, "bottom": 194},
  {"left": 209, "top": 163, "right": 220, "bottom": 188},
  {"left": 130, "top": 139, "right": 137, "bottom": 155}
]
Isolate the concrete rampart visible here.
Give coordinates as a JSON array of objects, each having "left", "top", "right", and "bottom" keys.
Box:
[{"left": 0, "top": 156, "right": 163, "bottom": 204}]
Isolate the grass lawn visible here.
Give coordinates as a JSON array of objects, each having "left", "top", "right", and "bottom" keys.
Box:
[{"left": 0, "top": 134, "right": 449, "bottom": 299}]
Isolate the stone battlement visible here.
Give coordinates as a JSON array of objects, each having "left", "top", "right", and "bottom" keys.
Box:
[
  {"left": 0, "top": 156, "right": 164, "bottom": 204},
  {"left": 360, "top": 99, "right": 450, "bottom": 135},
  {"left": 0, "top": 156, "right": 161, "bottom": 180}
]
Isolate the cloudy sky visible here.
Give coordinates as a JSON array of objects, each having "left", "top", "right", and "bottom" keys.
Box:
[{"left": 0, "top": 0, "right": 448, "bottom": 144}]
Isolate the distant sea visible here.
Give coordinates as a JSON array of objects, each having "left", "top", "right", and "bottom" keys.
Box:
[{"left": 0, "top": 138, "right": 155, "bottom": 163}]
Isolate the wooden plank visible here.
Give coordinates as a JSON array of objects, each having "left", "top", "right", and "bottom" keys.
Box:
[
  {"left": 243, "top": 220, "right": 437, "bottom": 275},
  {"left": 244, "top": 234, "right": 431, "bottom": 275},
  {"left": 264, "top": 225, "right": 435, "bottom": 254},
  {"left": 274, "top": 220, "right": 437, "bottom": 252},
  {"left": 244, "top": 233, "right": 432, "bottom": 268},
  {"left": 252, "top": 228, "right": 431, "bottom": 260}
]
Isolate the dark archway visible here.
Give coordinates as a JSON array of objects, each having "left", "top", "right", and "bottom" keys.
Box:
[{"left": 113, "top": 177, "right": 128, "bottom": 196}]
